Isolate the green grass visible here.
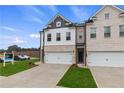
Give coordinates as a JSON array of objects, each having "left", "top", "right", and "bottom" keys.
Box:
[
  {"left": 57, "top": 65, "right": 97, "bottom": 88},
  {"left": 0, "top": 59, "right": 39, "bottom": 76}
]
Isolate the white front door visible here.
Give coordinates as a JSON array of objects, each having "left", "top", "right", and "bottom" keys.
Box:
[
  {"left": 87, "top": 52, "right": 124, "bottom": 67},
  {"left": 45, "top": 52, "right": 73, "bottom": 64}
]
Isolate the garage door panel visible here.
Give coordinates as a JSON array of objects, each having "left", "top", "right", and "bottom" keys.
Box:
[
  {"left": 45, "top": 52, "right": 73, "bottom": 64},
  {"left": 88, "top": 52, "right": 124, "bottom": 67}
]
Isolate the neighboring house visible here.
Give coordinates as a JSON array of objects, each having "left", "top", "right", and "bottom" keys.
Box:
[
  {"left": 40, "top": 14, "right": 86, "bottom": 65},
  {"left": 86, "top": 5, "right": 124, "bottom": 67}
]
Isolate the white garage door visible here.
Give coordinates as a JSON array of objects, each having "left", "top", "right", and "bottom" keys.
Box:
[
  {"left": 87, "top": 52, "right": 124, "bottom": 67},
  {"left": 45, "top": 52, "right": 73, "bottom": 64}
]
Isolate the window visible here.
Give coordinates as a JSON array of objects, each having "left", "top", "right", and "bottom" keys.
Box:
[
  {"left": 120, "top": 25, "right": 124, "bottom": 37},
  {"left": 79, "top": 35, "right": 82, "bottom": 39},
  {"left": 104, "top": 26, "right": 111, "bottom": 38},
  {"left": 90, "top": 27, "right": 96, "bottom": 38},
  {"left": 47, "top": 33, "right": 51, "bottom": 41},
  {"left": 66, "top": 32, "right": 71, "bottom": 40},
  {"left": 105, "top": 13, "right": 109, "bottom": 20},
  {"left": 56, "top": 21, "right": 61, "bottom": 27},
  {"left": 56, "top": 33, "right": 61, "bottom": 41}
]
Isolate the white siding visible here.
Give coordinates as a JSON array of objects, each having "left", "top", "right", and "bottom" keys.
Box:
[{"left": 44, "top": 27, "right": 75, "bottom": 46}]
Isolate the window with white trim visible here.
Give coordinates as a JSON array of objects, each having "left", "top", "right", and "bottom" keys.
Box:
[
  {"left": 90, "top": 27, "right": 96, "bottom": 38},
  {"left": 66, "top": 32, "right": 71, "bottom": 40},
  {"left": 120, "top": 25, "right": 124, "bottom": 37},
  {"left": 105, "top": 13, "right": 109, "bottom": 20},
  {"left": 47, "top": 33, "right": 51, "bottom": 41},
  {"left": 56, "top": 21, "right": 61, "bottom": 27},
  {"left": 56, "top": 33, "right": 61, "bottom": 41},
  {"left": 104, "top": 26, "right": 111, "bottom": 38},
  {"left": 79, "top": 35, "right": 82, "bottom": 39}
]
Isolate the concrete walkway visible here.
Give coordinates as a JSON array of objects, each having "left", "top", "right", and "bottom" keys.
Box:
[
  {"left": 0, "top": 63, "right": 70, "bottom": 88},
  {"left": 90, "top": 67, "right": 124, "bottom": 88}
]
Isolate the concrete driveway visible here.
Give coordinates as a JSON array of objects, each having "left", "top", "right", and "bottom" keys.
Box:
[
  {"left": 0, "top": 63, "right": 70, "bottom": 88},
  {"left": 90, "top": 67, "right": 124, "bottom": 88}
]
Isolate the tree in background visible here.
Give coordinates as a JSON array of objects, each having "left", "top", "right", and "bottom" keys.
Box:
[
  {"left": 7, "top": 45, "right": 21, "bottom": 52},
  {"left": 7, "top": 45, "right": 39, "bottom": 52},
  {"left": 0, "top": 49, "right": 4, "bottom": 52}
]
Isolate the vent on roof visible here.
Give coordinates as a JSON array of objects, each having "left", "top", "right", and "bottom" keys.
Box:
[
  {"left": 48, "top": 24, "right": 52, "bottom": 28},
  {"left": 90, "top": 16, "right": 97, "bottom": 21},
  {"left": 65, "top": 23, "right": 69, "bottom": 26},
  {"left": 120, "top": 13, "right": 124, "bottom": 17}
]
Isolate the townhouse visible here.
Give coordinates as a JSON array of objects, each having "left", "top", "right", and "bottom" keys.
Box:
[
  {"left": 86, "top": 5, "right": 124, "bottom": 67},
  {"left": 40, "top": 5, "right": 124, "bottom": 67},
  {"left": 40, "top": 14, "right": 86, "bottom": 65}
]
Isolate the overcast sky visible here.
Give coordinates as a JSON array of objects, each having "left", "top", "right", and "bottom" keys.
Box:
[{"left": 0, "top": 5, "right": 124, "bottom": 49}]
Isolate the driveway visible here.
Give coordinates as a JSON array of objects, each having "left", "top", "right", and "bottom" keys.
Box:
[
  {"left": 0, "top": 63, "right": 70, "bottom": 88},
  {"left": 90, "top": 67, "right": 124, "bottom": 88}
]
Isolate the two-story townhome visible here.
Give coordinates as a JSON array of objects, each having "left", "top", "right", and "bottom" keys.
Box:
[
  {"left": 86, "top": 5, "right": 124, "bottom": 67},
  {"left": 40, "top": 14, "right": 86, "bottom": 65}
]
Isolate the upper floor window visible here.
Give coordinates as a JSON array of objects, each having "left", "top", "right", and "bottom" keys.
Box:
[
  {"left": 105, "top": 13, "right": 109, "bottom": 20},
  {"left": 56, "top": 33, "right": 61, "bottom": 41},
  {"left": 120, "top": 25, "right": 124, "bottom": 37},
  {"left": 56, "top": 21, "right": 61, "bottom": 27},
  {"left": 47, "top": 33, "right": 51, "bottom": 41},
  {"left": 79, "top": 35, "right": 82, "bottom": 39},
  {"left": 66, "top": 32, "right": 71, "bottom": 40},
  {"left": 90, "top": 27, "right": 96, "bottom": 38},
  {"left": 104, "top": 26, "right": 111, "bottom": 38}
]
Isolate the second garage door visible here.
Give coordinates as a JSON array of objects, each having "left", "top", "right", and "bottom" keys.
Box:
[
  {"left": 45, "top": 52, "right": 73, "bottom": 64},
  {"left": 87, "top": 52, "right": 124, "bottom": 67}
]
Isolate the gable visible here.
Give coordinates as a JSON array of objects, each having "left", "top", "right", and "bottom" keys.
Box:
[
  {"left": 47, "top": 14, "right": 72, "bottom": 29},
  {"left": 91, "top": 5, "right": 124, "bottom": 19}
]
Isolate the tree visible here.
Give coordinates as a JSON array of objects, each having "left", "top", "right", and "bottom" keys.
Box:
[
  {"left": 0, "top": 49, "right": 4, "bottom": 52},
  {"left": 7, "top": 45, "right": 21, "bottom": 52}
]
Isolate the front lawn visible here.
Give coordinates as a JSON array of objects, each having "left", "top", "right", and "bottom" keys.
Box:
[
  {"left": 0, "top": 59, "right": 39, "bottom": 76},
  {"left": 57, "top": 65, "right": 97, "bottom": 88}
]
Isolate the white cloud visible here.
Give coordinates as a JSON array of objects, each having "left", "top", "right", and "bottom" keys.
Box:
[
  {"left": 0, "top": 35, "right": 25, "bottom": 49},
  {"left": 0, "top": 35, "right": 12, "bottom": 40},
  {"left": 70, "top": 6, "right": 89, "bottom": 21},
  {"left": 14, "top": 37, "right": 24, "bottom": 44},
  {"left": 30, "top": 6, "right": 45, "bottom": 16},
  {"left": 48, "top": 5, "right": 58, "bottom": 13},
  {"left": 22, "top": 6, "right": 45, "bottom": 17},
  {"left": 32, "top": 16, "right": 43, "bottom": 24},
  {"left": 19, "top": 6, "right": 45, "bottom": 24},
  {"left": 71, "top": 6, "right": 82, "bottom": 17},
  {"left": 1, "top": 26, "right": 19, "bottom": 32},
  {"left": 25, "top": 16, "right": 43, "bottom": 24},
  {"left": 30, "top": 34, "right": 40, "bottom": 38}
]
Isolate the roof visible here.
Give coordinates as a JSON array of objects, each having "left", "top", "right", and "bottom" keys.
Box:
[
  {"left": 90, "top": 5, "right": 124, "bottom": 18},
  {"left": 47, "top": 13, "right": 72, "bottom": 25}
]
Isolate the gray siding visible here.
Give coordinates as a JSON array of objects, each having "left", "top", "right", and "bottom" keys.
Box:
[{"left": 48, "top": 16, "right": 70, "bottom": 28}]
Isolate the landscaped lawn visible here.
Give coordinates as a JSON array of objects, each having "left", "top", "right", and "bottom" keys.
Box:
[
  {"left": 57, "top": 65, "right": 97, "bottom": 88},
  {"left": 0, "top": 59, "right": 39, "bottom": 76}
]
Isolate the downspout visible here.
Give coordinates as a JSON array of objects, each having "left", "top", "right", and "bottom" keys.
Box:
[
  {"left": 84, "top": 22, "right": 87, "bottom": 66},
  {"left": 39, "top": 31, "right": 42, "bottom": 62},
  {"left": 75, "top": 25, "right": 78, "bottom": 65},
  {"left": 42, "top": 29, "right": 45, "bottom": 64}
]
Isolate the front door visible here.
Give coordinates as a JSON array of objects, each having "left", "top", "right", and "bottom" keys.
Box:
[{"left": 77, "top": 48, "right": 84, "bottom": 64}]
